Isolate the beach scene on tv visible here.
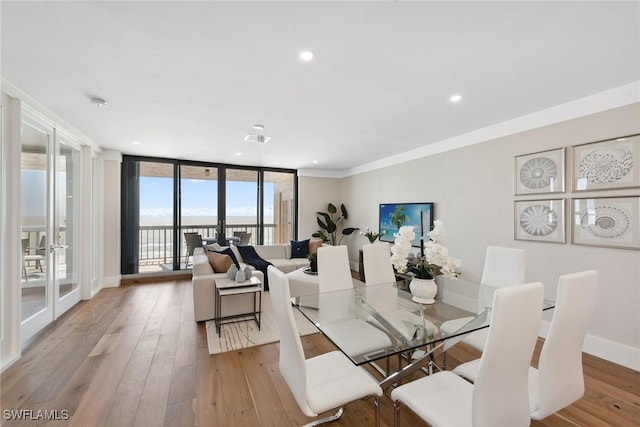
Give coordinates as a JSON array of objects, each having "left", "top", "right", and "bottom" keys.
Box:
[{"left": 379, "top": 203, "right": 433, "bottom": 247}]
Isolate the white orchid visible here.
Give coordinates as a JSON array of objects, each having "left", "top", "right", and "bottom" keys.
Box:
[{"left": 391, "top": 221, "right": 461, "bottom": 280}]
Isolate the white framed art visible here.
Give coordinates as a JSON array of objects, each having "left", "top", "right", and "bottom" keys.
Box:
[
  {"left": 572, "top": 196, "right": 640, "bottom": 250},
  {"left": 514, "top": 148, "right": 565, "bottom": 195},
  {"left": 573, "top": 134, "right": 640, "bottom": 191},
  {"left": 514, "top": 199, "right": 565, "bottom": 244}
]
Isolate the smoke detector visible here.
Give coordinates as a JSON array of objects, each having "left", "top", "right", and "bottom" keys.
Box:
[{"left": 244, "top": 134, "right": 271, "bottom": 144}]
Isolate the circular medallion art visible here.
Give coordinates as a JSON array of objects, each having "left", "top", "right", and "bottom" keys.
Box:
[
  {"left": 578, "top": 146, "right": 633, "bottom": 184},
  {"left": 580, "top": 205, "right": 631, "bottom": 239},
  {"left": 520, "top": 205, "right": 557, "bottom": 236},
  {"left": 519, "top": 157, "right": 557, "bottom": 189}
]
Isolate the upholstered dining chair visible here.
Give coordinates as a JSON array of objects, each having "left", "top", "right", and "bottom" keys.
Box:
[
  {"left": 268, "top": 266, "right": 383, "bottom": 427},
  {"left": 316, "top": 245, "right": 393, "bottom": 357},
  {"left": 391, "top": 282, "right": 544, "bottom": 427},
  {"left": 362, "top": 243, "right": 396, "bottom": 286},
  {"left": 440, "top": 246, "right": 526, "bottom": 366},
  {"left": 454, "top": 270, "right": 598, "bottom": 421}
]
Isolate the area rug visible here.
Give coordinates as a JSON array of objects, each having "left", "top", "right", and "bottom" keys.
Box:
[{"left": 205, "top": 291, "right": 319, "bottom": 355}]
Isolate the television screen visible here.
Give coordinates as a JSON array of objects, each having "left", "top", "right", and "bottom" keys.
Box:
[{"left": 379, "top": 202, "right": 434, "bottom": 247}]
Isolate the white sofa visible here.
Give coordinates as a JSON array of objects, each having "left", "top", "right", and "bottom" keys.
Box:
[{"left": 192, "top": 244, "right": 311, "bottom": 322}]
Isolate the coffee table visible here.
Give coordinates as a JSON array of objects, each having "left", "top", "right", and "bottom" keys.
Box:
[{"left": 214, "top": 276, "right": 262, "bottom": 336}]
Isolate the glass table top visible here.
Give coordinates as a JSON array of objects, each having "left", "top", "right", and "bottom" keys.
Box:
[{"left": 294, "top": 282, "right": 555, "bottom": 366}]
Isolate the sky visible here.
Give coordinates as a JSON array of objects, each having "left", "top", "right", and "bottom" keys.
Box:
[{"left": 139, "top": 176, "right": 274, "bottom": 218}]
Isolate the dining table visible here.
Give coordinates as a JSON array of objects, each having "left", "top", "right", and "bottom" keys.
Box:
[{"left": 294, "top": 281, "right": 555, "bottom": 390}]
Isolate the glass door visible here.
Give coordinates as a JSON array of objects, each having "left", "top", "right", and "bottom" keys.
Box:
[
  {"left": 21, "top": 120, "right": 81, "bottom": 340},
  {"left": 179, "top": 165, "right": 218, "bottom": 268},
  {"left": 225, "top": 168, "right": 259, "bottom": 246},
  {"left": 54, "top": 135, "right": 81, "bottom": 314},
  {"left": 264, "top": 171, "right": 295, "bottom": 244},
  {"left": 21, "top": 121, "right": 53, "bottom": 338}
]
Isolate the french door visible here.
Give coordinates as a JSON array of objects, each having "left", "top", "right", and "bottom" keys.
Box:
[{"left": 20, "top": 117, "right": 81, "bottom": 341}]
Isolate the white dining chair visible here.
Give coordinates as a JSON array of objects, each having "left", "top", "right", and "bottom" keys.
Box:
[
  {"left": 363, "top": 243, "right": 396, "bottom": 286},
  {"left": 440, "top": 246, "right": 525, "bottom": 365},
  {"left": 268, "top": 266, "right": 383, "bottom": 427},
  {"left": 317, "top": 245, "right": 354, "bottom": 291},
  {"left": 391, "top": 282, "right": 544, "bottom": 427},
  {"left": 362, "top": 242, "right": 438, "bottom": 345},
  {"left": 317, "top": 245, "right": 393, "bottom": 357},
  {"left": 454, "top": 270, "right": 598, "bottom": 421}
]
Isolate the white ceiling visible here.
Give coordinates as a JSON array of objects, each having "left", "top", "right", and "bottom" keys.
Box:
[{"left": 2, "top": 1, "right": 639, "bottom": 172}]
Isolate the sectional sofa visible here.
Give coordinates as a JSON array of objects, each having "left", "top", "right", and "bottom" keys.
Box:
[{"left": 191, "top": 244, "right": 311, "bottom": 321}]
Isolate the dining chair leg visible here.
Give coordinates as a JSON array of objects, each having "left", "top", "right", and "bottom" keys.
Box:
[
  {"left": 374, "top": 396, "right": 380, "bottom": 427},
  {"left": 303, "top": 407, "right": 344, "bottom": 427},
  {"left": 393, "top": 400, "right": 402, "bottom": 427}
]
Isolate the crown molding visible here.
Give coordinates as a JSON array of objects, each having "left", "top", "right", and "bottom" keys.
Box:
[
  {"left": 1, "top": 76, "right": 99, "bottom": 151},
  {"left": 341, "top": 81, "right": 640, "bottom": 178}
]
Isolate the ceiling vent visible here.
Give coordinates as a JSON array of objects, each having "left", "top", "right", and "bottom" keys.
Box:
[{"left": 244, "top": 133, "right": 271, "bottom": 144}]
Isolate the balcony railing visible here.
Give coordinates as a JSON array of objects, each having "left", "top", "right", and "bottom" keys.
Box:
[{"left": 138, "top": 223, "right": 277, "bottom": 266}]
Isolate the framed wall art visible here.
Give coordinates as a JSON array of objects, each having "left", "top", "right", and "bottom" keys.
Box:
[
  {"left": 514, "top": 148, "right": 565, "bottom": 195},
  {"left": 514, "top": 199, "right": 565, "bottom": 244},
  {"left": 573, "top": 134, "right": 640, "bottom": 191},
  {"left": 571, "top": 196, "right": 640, "bottom": 250}
]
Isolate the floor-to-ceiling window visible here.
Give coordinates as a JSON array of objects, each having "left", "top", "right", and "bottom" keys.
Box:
[{"left": 121, "top": 156, "right": 297, "bottom": 275}]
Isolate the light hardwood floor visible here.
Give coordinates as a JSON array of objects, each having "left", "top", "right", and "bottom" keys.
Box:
[{"left": 1, "top": 280, "right": 638, "bottom": 426}]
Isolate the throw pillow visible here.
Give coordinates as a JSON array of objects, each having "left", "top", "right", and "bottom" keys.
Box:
[
  {"left": 207, "top": 251, "right": 233, "bottom": 273},
  {"left": 308, "top": 239, "right": 323, "bottom": 254},
  {"left": 218, "top": 247, "right": 241, "bottom": 268},
  {"left": 290, "top": 239, "right": 310, "bottom": 259}
]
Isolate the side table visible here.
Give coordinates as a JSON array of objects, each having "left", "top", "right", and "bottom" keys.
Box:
[{"left": 214, "top": 276, "right": 262, "bottom": 336}]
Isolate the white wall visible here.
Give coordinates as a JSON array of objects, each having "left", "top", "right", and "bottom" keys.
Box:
[
  {"left": 101, "top": 151, "right": 122, "bottom": 288},
  {"left": 297, "top": 176, "right": 342, "bottom": 240},
  {"left": 339, "top": 103, "right": 640, "bottom": 370}
]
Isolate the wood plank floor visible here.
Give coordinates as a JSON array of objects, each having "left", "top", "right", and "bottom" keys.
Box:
[{"left": 1, "top": 280, "right": 639, "bottom": 426}]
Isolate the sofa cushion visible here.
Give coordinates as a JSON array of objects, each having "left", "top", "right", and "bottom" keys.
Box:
[
  {"left": 207, "top": 247, "right": 240, "bottom": 268},
  {"left": 290, "top": 258, "right": 311, "bottom": 269},
  {"left": 309, "top": 239, "right": 323, "bottom": 254},
  {"left": 290, "top": 239, "right": 310, "bottom": 258},
  {"left": 254, "top": 245, "right": 287, "bottom": 260},
  {"left": 268, "top": 259, "right": 298, "bottom": 274},
  {"left": 207, "top": 251, "right": 233, "bottom": 273}
]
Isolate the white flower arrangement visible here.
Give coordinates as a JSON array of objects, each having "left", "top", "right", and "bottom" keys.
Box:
[{"left": 391, "top": 220, "right": 461, "bottom": 279}]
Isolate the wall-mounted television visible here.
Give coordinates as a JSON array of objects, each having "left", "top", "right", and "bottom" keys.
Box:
[{"left": 379, "top": 202, "right": 434, "bottom": 247}]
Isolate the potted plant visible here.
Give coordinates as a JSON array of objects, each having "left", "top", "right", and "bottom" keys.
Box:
[
  {"left": 361, "top": 228, "right": 381, "bottom": 244},
  {"left": 307, "top": 252, "right": 318, "bottom": 273},
  {"left": 312, "top": 203, "right": 359, "bottom": 245},
  {"left": 391, "top": 221, "right": 461, "bottom": 304}
]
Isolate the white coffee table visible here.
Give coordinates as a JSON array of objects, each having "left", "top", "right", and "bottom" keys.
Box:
[{"left": 214, "top": 276, "right": 262, "bottom": 336}]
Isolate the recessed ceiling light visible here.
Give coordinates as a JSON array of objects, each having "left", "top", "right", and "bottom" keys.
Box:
[
  {"left": 90, "top": 97, "right": 108, "bottom": 107},
  {"left": 312, "top": 160, "right": 318, "bottom": 164},
  {"left": 131, "top": 141, "right": 140, "bottom": 145},
  {"left": 617, "top": 137, "right": 627, "bottom": 141},
  {"left": 253, "top": 124, "right": 265, "bottom": 130},
  {"left": 235, "top": 152, "right": 243, "bottom": 156},
  {"left": 449, "top": 94, "right": 463, "bottom": 102},
  {"left": 299, "top": 50, "right": 314, "bottom": 61}
]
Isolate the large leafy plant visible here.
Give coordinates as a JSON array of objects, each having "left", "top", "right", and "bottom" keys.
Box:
[{"left": 312, "top": 203, "right": 359, "bottom": 245}]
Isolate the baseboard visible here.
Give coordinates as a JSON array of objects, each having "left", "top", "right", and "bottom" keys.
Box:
[
  {"left": 539, "top": 320, "right": 639, "bottom": 372},
  {"left": 102, "top": 275, "right": 121, "bottom": 288},
  {"left": 1, "top": 352, "right": 21, "bottom": 374},
  {"left": 89, "top": 285, "right": 104, "bottom": 299}
]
